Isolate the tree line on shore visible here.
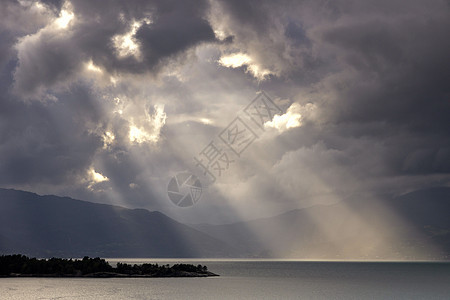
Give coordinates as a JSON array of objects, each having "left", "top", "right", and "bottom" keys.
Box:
[{"left": 0, "top": 254, "right": 209, "bottom": 277}]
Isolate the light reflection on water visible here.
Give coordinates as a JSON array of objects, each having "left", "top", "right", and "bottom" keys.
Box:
[{"left": 1, "top": 260, "right": 449, "bottom": 300}]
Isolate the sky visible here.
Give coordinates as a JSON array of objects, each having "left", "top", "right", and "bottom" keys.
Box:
[{"left": 0, "top": 0, "right": 449, "bottom": 225}]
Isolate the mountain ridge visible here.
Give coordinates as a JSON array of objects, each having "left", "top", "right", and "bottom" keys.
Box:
[
  {"left": 1, "top": 187, "right": 449, "bottom": 260},
  {"left": 192, "top": 187, "right": 450, "bottom": 260},
  {"left": 0, "top": 188, "right": 237, "bottom": 258}
]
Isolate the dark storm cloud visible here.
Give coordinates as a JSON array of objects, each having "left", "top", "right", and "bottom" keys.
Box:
[
  {"left": 0, "top": 84, "right": 102, "bottom": 185},
  {"left": 205, "top": 0, "right": 450, "bottom": 209},
  {"left": 14, "top": 29, "right": 86, "bottom": 97},
  {"left": 39, "top": 0, "right": 64, "bottom": 11},
  {"left": 217, "top": 0, "right": 271, "bottom": 32},
  {"left": 1, "top": 0, "right": 221, "bottom": 209},
  {"left": 0, "top": 0, "right": 52, "bottom": 70},
  {"left": 320, "top": 14, "right": 450, "bottom": 130},
  {"left": 0, "top": 0, "right": 219, "bottom": 207},
  {"left": 0, "top": 1, "right": 106, "bottom": 186},
  {"left": 311, "top": 2, "right": 450, "bottom": 176},
  {"left": 136, "top": 10, "right": 215, "bottom": 69},
  {"left": 13, "top": 0, "right": 217, "bottom": 96},
  {"left": 0, "top": 0, "right": 449, "bottom": 223},
  {"left": 0, "top": 31, "right": 15, "bottom": 71}
]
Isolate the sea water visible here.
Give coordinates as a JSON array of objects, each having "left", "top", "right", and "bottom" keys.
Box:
[{"left": 1, "top": 260, "right": 449, "bottom": 299}]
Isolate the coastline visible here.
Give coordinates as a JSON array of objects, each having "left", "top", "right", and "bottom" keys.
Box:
[
  {"left": 2, "top": 271, "right": 219, "bottom": 278},
  {"left": 0, "top": 254, "right": 218, "bottom": 278}
]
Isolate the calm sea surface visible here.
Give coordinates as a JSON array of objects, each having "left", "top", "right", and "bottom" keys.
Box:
[{"left": 1, "top": 260, "right": 449, "bottom": 299}]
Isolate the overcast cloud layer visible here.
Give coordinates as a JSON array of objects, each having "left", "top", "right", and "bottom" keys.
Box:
[{"left": 0, "top": 0, "right": 449, "bottom": 224}]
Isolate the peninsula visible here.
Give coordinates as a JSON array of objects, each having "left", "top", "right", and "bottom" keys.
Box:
[{"left": 0, "top": 255, "right": 218, "bottom": 277}]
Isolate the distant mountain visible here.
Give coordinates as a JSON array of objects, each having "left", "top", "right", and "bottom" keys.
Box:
[
  {"left": 193, "top": 187, "right": 450, "bottom": 260},
  {"left": 0, "top": 189, "right": 237, "bottom": 258},
  {"left": 1, "top": 187, "right": 449, "bottom": 260}
]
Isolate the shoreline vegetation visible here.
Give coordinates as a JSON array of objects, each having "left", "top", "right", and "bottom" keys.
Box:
[{"left": 0, "top": 254, "right": 218, "bottom": 278}]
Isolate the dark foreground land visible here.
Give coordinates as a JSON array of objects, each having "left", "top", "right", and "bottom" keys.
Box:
[{"left": 0, "top": 254, "right": 218, "bottom": 277}]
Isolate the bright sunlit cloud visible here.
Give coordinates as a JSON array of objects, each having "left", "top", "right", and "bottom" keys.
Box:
[
  {"left": 199, "top": 118, "right": 213, "bottom": 125},
  {"left": 129, "top": 104, "right": 167, "bottom": 144},
  {"left": 102, "top": 131, "right": 115, "bottom": 149},
  {"left": 265, "top": 102, "right": 316, "bottom": 132},
  {"left": 112, "top": 17, "right": 152, "bottom": 60},
  {"left": 55, "top": 2, "right": 74, "bottom": 29},
  {"left": 219, "top": 53, "right": 252, "bottom": 68},
  {"left": 86, "top": 168, "right": 109, "bottom": 191},
  {"left": 213, "top": 29, "right": 227, "bottom": 40},
  {"left": 85, "top": 60, "right": 103, "bottom": 73},
  {"left": 129, "top": 125, "right": 151, "bottom": 143},
  {"left": 218, "top": 52, "right": 272, "bottom": 80},
  {"left": 89, "top": 168, "right": 108, "bottom": 183}
]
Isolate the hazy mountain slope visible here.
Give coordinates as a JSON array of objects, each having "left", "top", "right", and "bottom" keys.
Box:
[
  {"left": 1, "top": 187, "right": 448, "bottom": 259},
  {"left": 193, "top": 187, "right": 450, "bottom": 260},
  {"left": 0, "top": 188, "right": 237, "bottom": 258}
]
